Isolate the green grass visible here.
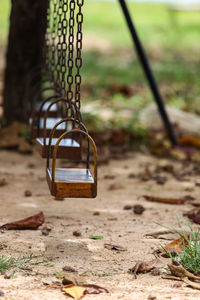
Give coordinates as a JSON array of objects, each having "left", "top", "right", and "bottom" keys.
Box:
[
  {"left": 160, "top": 221, "right": 200, "bottom": 274},
  {"left": 0, "top": 0, "right": 10, "bottom": 47},
  {"left": 0, "top": 253, "right": 54, "bottom": 276}
]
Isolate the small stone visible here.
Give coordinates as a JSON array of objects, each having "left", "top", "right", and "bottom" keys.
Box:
[
  {"left": 24, "top": 190, "right": 32, "bottom": 197},
  {"left": 154, "top": 176, "right": 167, "bottom": 185},
  {"left": 73, "top": 230, "right": 81, "bottom": 237},
  {"left": 62, "top": 266, "right": 77, "bottom": 273},
  {"left": 42, "top": 227, "right": 52, "bottom": 236},
  {"left": 104, "top": 175, "right": 115, "bottom": 180},
  {"left": 148, "top": 296, "right": 157, "bottom": 300},
  {"left": 62, "top": 278, "right": 74, "bottom": 286},
  {"left": 27, "top": 163, "right": 35, "bottom": 169},
  {"left": 108, "top": 183, "right": 123, "bottom": 191},
  {"left": 0, "top": 178, "right": 7, "bottom": 187},
  {"left": 93, "top": 211, "right": 100, "bottom": 216},
  {"left": 133, "top": 205, "right": 145, "bottom": 215},
  {"left": 128, "top": 173, "right": 136, "bottom": 179},
  {"left": 123, "top": 205, "right": 133, "bottom": 210}
]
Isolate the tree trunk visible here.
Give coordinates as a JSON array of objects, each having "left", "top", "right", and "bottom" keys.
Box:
[{"left": 3, "top": 0, "right": 48, "bottom": 125}]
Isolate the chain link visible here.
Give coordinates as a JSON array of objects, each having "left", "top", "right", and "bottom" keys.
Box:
[
  {"left": 66, "top": 0, "right": 75, "bottom": 103},
  {"left": 43, "top": 0, "right": 84, "bottom": 107},
  {"left": 74, "top": 0, "right": 84, "bottom": 109}
]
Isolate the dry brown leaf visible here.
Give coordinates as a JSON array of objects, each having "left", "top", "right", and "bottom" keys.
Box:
[
  {"left": 62, "top": 285, "right": 86, "bottom": 299},
  {"left": 179, "top": 136, "right": 200, "bottom": 148},
  {"left": 168, "top": 261, "right": 200, "bottom": 281},
  {"left": 84, "top": 284, "right": 109, "bottom": 295},
  {"left": 157, "top": 235, "right": 190, "bottom": 257},
  {"left": 185, "top": 211, "right": 200, "bottom": 225},
  {"left": 144, "top": 195, "right": 186, "bottom": 205},
  {"left": 129, "top": 258, "right": 164, "bottom": 279},
  {"left": 0, "top": 212, "right": 45, "bottom": 230},
  {"left": 183, "top": 278, "right": 200, "bottom": 290},
  {"left": 62, "top": 284, "right": 108, "bottom": 299}
]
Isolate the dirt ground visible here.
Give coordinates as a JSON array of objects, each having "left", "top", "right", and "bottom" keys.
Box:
[{"left": 0, "top": 149, "right": 200, "bottom": 300}]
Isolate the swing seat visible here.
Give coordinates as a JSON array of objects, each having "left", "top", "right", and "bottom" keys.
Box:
[
  {"left": 46, "top": 129, "right": 97, "bottom": 198},
  {"left": 36, "top": 137, "right": 81, "bottom": 159},
  {"left": 35, "top": 111, "right": 85, "bottom": 160},
  {"left": 31, "top": 117, "right": 66, "bottom": 138},
  {"left": 47, "top": 168, "right": 96, "bottom": 198},
  {"left": 28, "top": 101, "right": 58, "bottom": 118}
]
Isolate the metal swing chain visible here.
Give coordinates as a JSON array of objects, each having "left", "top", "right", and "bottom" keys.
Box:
[
  {"left": 66, "top": 0, "right": 75, "bottom": 103},
  {"left": 59, "top": 0, "right": 68, "bottom": 93},
  {"left": 74, "top": 0, "right": 84, "bottom": 110},
  {"left": 50, "top": 0, "right": 58, "bottom": 85},
  {"left": 44, "top": 0, "right": 51, "bottom": 75},
  {"left": 56, "top": 0, "right": 65, "bottom": 90}
]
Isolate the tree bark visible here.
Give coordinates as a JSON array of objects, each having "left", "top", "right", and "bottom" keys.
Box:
[{"left": 3, "top": 0, "right": 49, "bottom": 124}]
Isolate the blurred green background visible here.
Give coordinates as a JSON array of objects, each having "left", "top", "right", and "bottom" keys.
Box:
[{"left": 1, "top": 0, "right": 200, "bottom": 131}]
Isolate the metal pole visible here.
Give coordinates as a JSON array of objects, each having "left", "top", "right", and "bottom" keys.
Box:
[{"left": 118, "top": 0, "right": 178, "bottom": 146}]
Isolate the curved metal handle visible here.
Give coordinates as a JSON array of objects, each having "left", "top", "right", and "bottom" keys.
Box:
[
  {"left": 49, "top": 129, "right": 97, "bottom": 185},
  {"left": 46, "top": 118, "right": 88, "bottom": 168},
  {"left": 35, "top": 94, "right": 61, "bottom": 137},
  {"left": 42, "top": 97, "right": 75, "bottom": 145}
]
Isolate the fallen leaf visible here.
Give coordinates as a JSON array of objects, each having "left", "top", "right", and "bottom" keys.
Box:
[
  {"left": 185, "top": 212, "right": 200, "bottom": 225},
  {"left": 162, "top": 274, "right": 200, "bottom": 291},
  {"left": 0, "top": 212, "right": 45, "bottom": 230},
  {"left": 129, "top": 258, "right": 164, "bottom": 279},
  {"left": 90, "top": 235, "right": 103, "bottom": 240},
  {"left": 62, "top": 285, "right": 86, "bottom": 299},
  {"left": 157, "top": 235, "right": 190, "bottom": 257},
  {"left": 168, "top": 261, "right": 200, "bottom": 281},
  {"left": 183, "top": 277, "right": 200, "bottom": 290},
  {"left": 63, "top": 266, "right": 77, "bottom": 273},
  {"left": 123, "top": 205, "right": 133, "bottom": 210},
  {"left": 84, "top": 284, "right": 109, "bottom": 295},
  {"left": 104, "top": 243, "right": 127, "bottom": 251},
  {"left": 179, "top": 136, "right": 200, "bottom": 148},
  {"left": 108, "top": 183, "right": 123, "bottom": 191},
  {"left": 192, "top": 202, "right": 200, "bottom": 207},
  {"left": 62, "top": 283, "right": 108, "bottom": 299},
  {"left": 144, "top": 195, "right": 186, "bottom": 205}
]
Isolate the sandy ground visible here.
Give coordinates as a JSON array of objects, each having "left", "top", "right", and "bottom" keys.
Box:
[{"left": 0, "top": 149, "right": 200, "bottom": 299}]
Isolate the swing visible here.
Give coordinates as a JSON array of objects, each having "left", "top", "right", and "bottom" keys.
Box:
[
  {"left": 33, "top": 96, "right": 81, "bottom": 139},
  {"left": 43, "top": 0, "right": 98, "bottom": 198},
  {"left": 46, "top": 129, "right": 97, "bottom": 198},
  {"left": 30, "top": 94, "right": 65, "bottom": 138},
  {"left": 29, "top": 86, "right": 62, "bottom": 121},
  {"left": 35, "top": 99, "right": 84, "bottom": 159}
]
